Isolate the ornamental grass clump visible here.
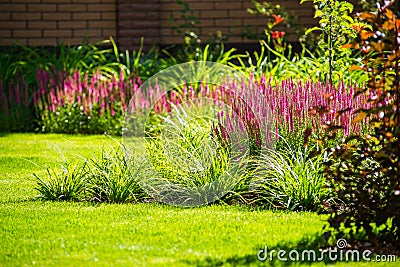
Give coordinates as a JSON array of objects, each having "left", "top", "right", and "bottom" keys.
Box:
[
  {"left": 141, "top": 98, "right": 240, "bottom": 206},
  {"left": 33, "top": 160, "right": 88, "bottom": 201},
  {"left": 85, "top": 142, "right": 147, "bottom": 203},
  {"left": 33, "top": 140, "right": 147, "bottom": 204},
  {"left": 251, "top": 139, "right": 331, "bottom": 211}
]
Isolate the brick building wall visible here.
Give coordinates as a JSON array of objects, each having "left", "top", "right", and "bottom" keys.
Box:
[
  {"left": 0, "top": 0, "right": 324, "bottom": 50},
  {"left": 118, "top": 0, "right": 317, "bottom": 50},
  {"left": 157, "top": 0, "right": 315, "bottom": 45},
  {"left": 0, "top": 0, "right": 116, "bottom": 46},
  {"left": 117, "top": 0, "right": 161, "bottom": 51}
]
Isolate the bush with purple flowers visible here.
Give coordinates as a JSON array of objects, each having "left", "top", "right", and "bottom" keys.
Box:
[{"left": 34, "top": 68, "right": 141, "bottom": 135}]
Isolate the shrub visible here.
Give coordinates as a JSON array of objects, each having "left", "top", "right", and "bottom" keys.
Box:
[
  {"left": 316, "top": 0, "right": 400, "bottom": 249},
  {"left": 35, "top": 68, "right": 141, "bottom": 135},
  {"left": 238, "top": 0, "right": 369, "bottom": 85}
]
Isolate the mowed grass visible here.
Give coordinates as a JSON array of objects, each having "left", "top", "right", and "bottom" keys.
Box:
[{"left": 0, "top": 134, "right": 397, "bottom": 266}]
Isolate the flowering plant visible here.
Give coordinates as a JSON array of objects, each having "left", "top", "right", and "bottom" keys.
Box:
[
  {"left": 34, "top": 68, "right": 141, "bottom": 135},
  {"left": 266, "top": 13, "right": 285, "bottom": 39}
]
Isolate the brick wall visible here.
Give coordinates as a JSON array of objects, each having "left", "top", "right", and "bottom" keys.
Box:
[
  {"left": 0, "top": 0, "right": 352, "bottom": 50},
  {"left": 158, "top": 0, "right": 316, "bottom": 45},
  {"left": 116, "top": 0, "right": 160, "bottom": 51},
  {"left": 117, "top": 0, "right": 317, "bottom": 50},
  {"left": 0, "top": 0, "right": 116, "bottom": 46}
]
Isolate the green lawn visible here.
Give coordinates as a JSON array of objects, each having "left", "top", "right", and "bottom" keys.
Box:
[{"left": 0, "top": 134, "right": 397, "bottom": 266}]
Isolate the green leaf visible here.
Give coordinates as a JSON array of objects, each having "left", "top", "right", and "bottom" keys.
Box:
[
  {"left": 319, "top": 19, "right": 328, "bottom": 25},
  {"left": 314, "top": 10, "right": 324, "bottom": 18},
  {"left": 343, "top": 15, "right": 354, "bottom": 23},
  {"left": 342, "top": 2, "right": 354, "bottom": 13},
  {"left": 305, "top": 27, "right": 321, "bottom": 35}
]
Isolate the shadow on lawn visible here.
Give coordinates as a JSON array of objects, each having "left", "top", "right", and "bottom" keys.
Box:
[{"left": 183, "top": 233, "right": 338, "bottom": 266}]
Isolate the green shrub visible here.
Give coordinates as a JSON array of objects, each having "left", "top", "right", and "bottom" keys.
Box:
[
  {"left": 39, "top": 103, "right": 125, "bottom": 135},
  {"left": 318, "top": 1, "right": 400, "bottom": 249},
  {"left": 235, "top": 0, "right": 369, "bottom": 85},
  {"left": 35, "top": 68, "right": 139, "bottom": 135}
]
